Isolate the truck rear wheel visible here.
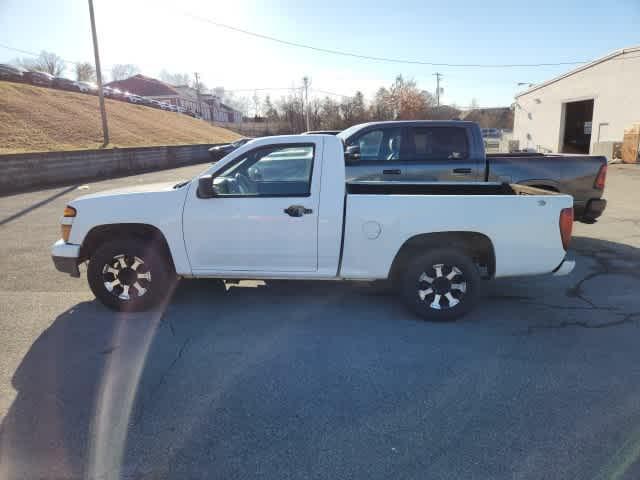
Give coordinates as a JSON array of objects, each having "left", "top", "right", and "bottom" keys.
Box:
[
  {"left": 401, "top": 248, "right": 481, "bottom": 321},
  {"left": 87, "top": 238, "right": 175, "bottom": 312}
]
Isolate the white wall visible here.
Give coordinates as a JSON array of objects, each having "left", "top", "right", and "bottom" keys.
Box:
[{"left": 513, "top": 49, "right": 640, "bottom": 153}]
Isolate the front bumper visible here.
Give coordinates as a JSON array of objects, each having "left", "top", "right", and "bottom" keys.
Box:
[
  {"left": 553, "top": 258, "right": 576, "bottom": 276},
  {"left": 51, "top": 239, "right": 81, "bottom": 277}
]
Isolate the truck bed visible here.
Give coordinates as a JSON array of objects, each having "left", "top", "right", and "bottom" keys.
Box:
[
  {"left": 486, "top": 153, "right": 606, "bottom": 220},
  {"left": 340, "top": 182, "right": 571, "bottom": 280}
]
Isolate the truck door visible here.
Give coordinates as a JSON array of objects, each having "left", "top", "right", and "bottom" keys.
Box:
[
  {"left": 399, "top": 125, "right": 481, "bottom": 181},
  {"left": 182, "top": 142, "right": 320, "bottom": 274},
  {"left": 344, "top": 125, "right": 481, "bottom": 182}
]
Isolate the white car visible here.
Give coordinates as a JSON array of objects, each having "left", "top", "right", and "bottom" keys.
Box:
[
  {"left": 126, "top": 94, "right": 144, "bottom": 104},
  {"left": 75, "top": 81, "right": 98, "bottom": 94},
  {"left": 51, "top": 135, "right": 575, "bottom": 321}
]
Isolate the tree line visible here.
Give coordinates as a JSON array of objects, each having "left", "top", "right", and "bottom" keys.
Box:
[{"left": 254, "top": 75, "right": 464, "bottom": 134}]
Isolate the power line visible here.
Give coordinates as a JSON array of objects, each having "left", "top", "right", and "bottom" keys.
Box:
[
  {"left": 183, "top": 13, "right": 589, "bottom": 68},
  {"left": 0, "top": 43, "right": 83, "bottom": 66},
  {"left": 312, "top": 89, "right": 350, "bottom": 98},
  {"left": 225, "top": 87, "right": 302, "bottom": 92}
]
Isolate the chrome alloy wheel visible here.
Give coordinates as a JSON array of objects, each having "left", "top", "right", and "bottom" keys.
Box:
[
  {"left": 417, "top": 263, "right": 467, "bottom": 310},
  {"left": 101, "top": 254, "right": 152, "bottom": 301}
]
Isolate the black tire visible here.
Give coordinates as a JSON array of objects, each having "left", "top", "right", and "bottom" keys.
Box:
[
  {"left": 400, "top": 248, "right": 481, "bottom": 322},
  {"left": 87, "top": 237, "right": 175, "bottom": 312}
]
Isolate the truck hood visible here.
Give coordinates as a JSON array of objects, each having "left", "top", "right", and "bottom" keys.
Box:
[{"left": 73, "top": 181, "right": 185, "bottom": 201}]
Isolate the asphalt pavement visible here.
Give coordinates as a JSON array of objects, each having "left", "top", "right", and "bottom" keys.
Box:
[{"left": 1, "top": 164, "right": 640, "bottom": 480}]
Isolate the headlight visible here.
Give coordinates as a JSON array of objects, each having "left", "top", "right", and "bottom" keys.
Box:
[{"left": 63, "top": 206, "right": 77, "bottom": 217}]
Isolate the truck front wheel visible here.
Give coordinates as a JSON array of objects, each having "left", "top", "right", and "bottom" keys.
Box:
[
  {"left": 401, "top": 249, "right": 481, "bottom": 321},
  {"left": 87, "top": 238, "right": 175, "bottom": 312}
]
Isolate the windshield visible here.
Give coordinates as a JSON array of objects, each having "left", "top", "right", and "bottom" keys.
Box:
[{"left": 337, "top": 123, "right": 368, "bottom": 143}]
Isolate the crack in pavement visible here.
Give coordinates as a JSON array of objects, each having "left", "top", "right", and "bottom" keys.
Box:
[
  {"left": 132, "top": 336, "right": 192, "bottom": 426},
  {"left": 525, "top": 312, "right": 640, "bottom": 334},
  {"left": 491, "top": 242, "right": 640, "bottom": 333},
  {"left": 487, "top": 294, "right": 616, "bottom": 312}
]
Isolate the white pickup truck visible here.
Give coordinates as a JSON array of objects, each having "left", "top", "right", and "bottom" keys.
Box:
[{"left": 51, "top": 135, "right": 575, "bottom": 321}]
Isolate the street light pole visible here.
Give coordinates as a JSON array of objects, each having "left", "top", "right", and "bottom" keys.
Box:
[
  {"left": 303, "top": 76, "right": 310, "bottom": 131},
  {"left": 88, "top": 0, "right": 109, "bottom": 146},
  {"left": 433, "top": 72, "right": 443, "bottom": 107}
]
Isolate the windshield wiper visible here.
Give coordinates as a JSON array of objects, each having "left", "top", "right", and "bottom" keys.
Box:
[{"left": 173, "top": 180, "right": 190, "bottom": 189}]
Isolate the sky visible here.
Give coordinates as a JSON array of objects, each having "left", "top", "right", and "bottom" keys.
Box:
[{"left": 1, "top": 0, "right": 639, "bottom": 111}]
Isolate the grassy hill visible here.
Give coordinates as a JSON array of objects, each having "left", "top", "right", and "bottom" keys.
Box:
[{"left": 0, "top": 81, "right": 241, "bottom": 154}]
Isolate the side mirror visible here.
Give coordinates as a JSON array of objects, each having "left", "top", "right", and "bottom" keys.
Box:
[
  {"left": 197, "top": 174, "right": 216, "bottom": 198},
  {"left": 345, "top": 145, "right": 361, "bottom": 163}
]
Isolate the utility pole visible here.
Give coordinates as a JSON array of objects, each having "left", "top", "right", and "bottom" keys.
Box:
[
  {"left": 194, "top": 72, "right": 202, "bottom": 118},
  {"left": 88, "top": 0, "right": 109, "bottom": 146},
  {"left": 303, "top": 76, "right": 310, "bottom": 131},
  {"left": 433, "top": 72, "right": 443, "bottom": 107}
]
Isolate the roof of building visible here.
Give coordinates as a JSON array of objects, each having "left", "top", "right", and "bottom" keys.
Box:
[
  {"left": 516, "top": 46, "right": 640, "bottom": 98},
  {"left": 105, "top": 74, "right": 179, "bottom": 97}
]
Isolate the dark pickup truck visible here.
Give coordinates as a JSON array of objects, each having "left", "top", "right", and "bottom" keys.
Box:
[{"left": 338, "top": 121, "right": 607, "bottom": 223}]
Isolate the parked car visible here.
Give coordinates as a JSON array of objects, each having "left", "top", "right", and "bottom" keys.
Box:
[
  {"left": 126, "top": 94, "right": 144, "bottom": 104},
  {"left": 302, "top": 130, "right": 341, "bottom": 135},
  {"left": 338, "top": 120, "right": 607, "bottom": 223},
  {"left": 75, "top": 81, "right": 98, "bottom": 94},
  {"left": 0, "top": 63, "right": 25, "bottom": 82},
  {"left": 52, "top": 77, "right": 80, "bottom": 91},
  {"left": 51, "top": 134, "right": 575, "bottom": 320},
  {"left": 24, "top": 71, "right": 54, "bottom": 87},
  {"left": 208, "top": 138, "right": 254, "bottom": 160},
  {"left": 103, "top": 86, "right": 123, "bottom": 98},
  {"left": 481, "top": 128, "right": 502, "bottom": 139}
]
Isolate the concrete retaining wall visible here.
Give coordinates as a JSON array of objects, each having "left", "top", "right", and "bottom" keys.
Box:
[{"left": 0, "top": 144, "right": 221, "bottom": 195}]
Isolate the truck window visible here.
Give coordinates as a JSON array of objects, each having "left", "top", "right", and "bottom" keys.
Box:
[
  {"left": 351, "top": 127, "right": 404, "bottom": 161},
  {"left": 408, "top": 127, "right": 469, "bottom": 160},
  {"left": 213, "top": 144, "right": 314, "bottom": 197}
]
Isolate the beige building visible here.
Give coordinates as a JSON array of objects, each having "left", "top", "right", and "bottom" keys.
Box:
[{"left": 513, "top": 46, "right": 640, "bottom": 156}]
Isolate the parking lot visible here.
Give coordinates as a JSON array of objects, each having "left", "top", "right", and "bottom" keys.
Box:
[{"left": 1, "top": 163, "right": 640, "bottom": 479}]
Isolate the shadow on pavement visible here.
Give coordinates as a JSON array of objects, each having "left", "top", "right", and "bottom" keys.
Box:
[
  {"left": 0, "top": 185, "right": 78, "bottom": 226},
  {"left": 2, "top": 238, "right": 640, "bottom": 479}
]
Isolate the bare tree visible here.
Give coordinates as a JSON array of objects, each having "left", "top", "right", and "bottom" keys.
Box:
[
  {"left": 369, "top": 87, "right": 393, "bottom": 121},
  {"left": 111, "top": 64, "right": 140, "bottom": 81},
  {"left": 159, "top": 70, "right": 191, "bottom": 86},
  {"left": 277, "top": 92, "right": 305, "bottom": 133},
  {"left": 252, "top": 91, "right": 261, "bottom": 118},
  {"left": 319, "top": 96, "right": 342, "bottom": 129},
  {"left": 387, "top": 75, "right": 434, "bottom": 120},
  {"left": 222, "top": 92, "right": 250, "bottom": 117},
  {"left": 15, "top": 51, "right": 66, "bottom": 76},
  {"left": 334, "top": 92, "right": 367, "bottom": 128},
  {"left": 263, "top": 95, "right": 279, "bottom": 120},
  {"left": 75, "top": 62, "right": 96, "bottom": 82}
]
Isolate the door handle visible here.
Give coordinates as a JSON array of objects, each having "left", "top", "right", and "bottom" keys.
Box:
[
  {"left": 383, "top": 169, "right": 402, "bottom": 175},
  {"left": 452, "top": 168, "right": 472, "bottom": 174},
  {"left": 284, "top": 205, "right": 313, "bottom": 217}
]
